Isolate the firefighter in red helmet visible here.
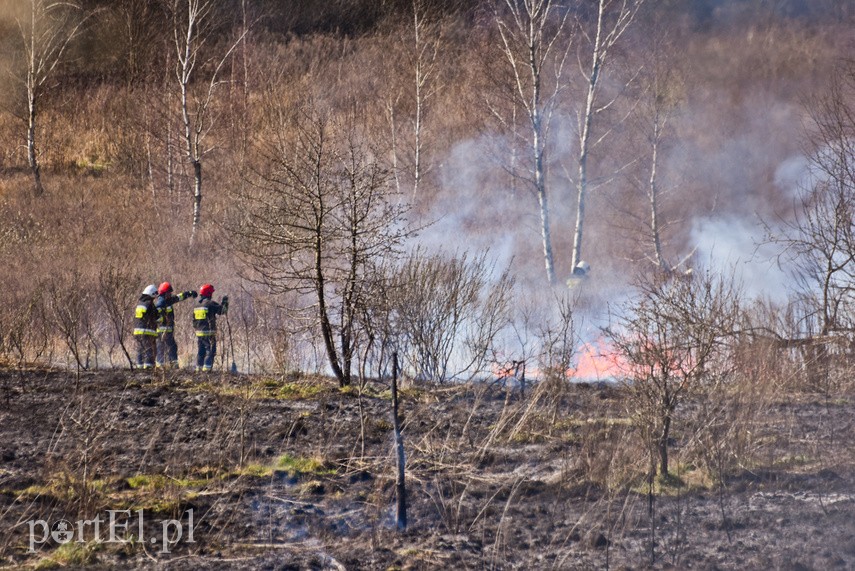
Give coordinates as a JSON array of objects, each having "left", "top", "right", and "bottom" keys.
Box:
[
  {"left": 133, "top": 284, "right": 160, "bottom": 369},
  {"left": 192, "top": 283, "right": 228, "bottom": 372},
  {"left": 154, "top": 281, "right": 197, "bottom": 368}
]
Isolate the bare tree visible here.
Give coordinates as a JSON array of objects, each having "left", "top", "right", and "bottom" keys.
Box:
[
  {"left": 3, "top": 286, "right": 49, "bottom": 367},
  {"left": 92, "top": 0, "right": 169, "bottom": 86},
  {"left": 766, "top": 63, "right": 855, "bottom": 382},
  {"left": 490, "top": 0, "right": 573, "bottom": 284},
  {"left": 535, "top": 291, "right": 576, "bottom": 380},
  {"left": 6, "top": 0, "right": 91, "bottom": 195},
  {"left": 232, "top": 106, "right": 412, "bottom": 387},
  {"left": 169, "top": 0, "right": 246, "bottom": 244},
  {"left": 618, "top": 14, "right": 694, "bottom": 275},
  {"left": 387, "top": 0, "right": 446, "bottom": 201},
  {"left": 606, "top": 269, "right": 741, "bottom": 476},
  {"left": 570, "top": 0, "right": 643, "bottom": 271},
  {"left": 47, "top": 272, "right": 92, "bottom": 382}
]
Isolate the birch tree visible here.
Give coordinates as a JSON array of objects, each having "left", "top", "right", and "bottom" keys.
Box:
[
  {"left": 569, "top": 0, "right": 643, "bottom": 271},
  {"left": 620, "top": 15, "right": 693, "bottom": 275},
  {"left": 169, "top": 0, "right": 245, "bottom": 244},
  {"left": 7, "top": 0, "right": 90, "bottom": 195},
  {"left": 387, "top": 0, "right": 445, "bottom": 201},
  {"left": 491, "top": 0, "right": 573, "bottom": 284}
]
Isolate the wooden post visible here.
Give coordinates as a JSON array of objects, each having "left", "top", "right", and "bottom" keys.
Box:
[{"left": 392, "top": 352, "right": 407, "bottom": 530}]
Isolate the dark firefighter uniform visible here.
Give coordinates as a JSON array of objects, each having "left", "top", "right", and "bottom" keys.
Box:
[
  {"left": 193, "top": 291, "right": 228, "bottom": 372},
  {"left": 155, "top": 288, "right": 196, "bottom": 367},
  {"left": 133, "top": 291, "right": 159, "bottom": 369}
]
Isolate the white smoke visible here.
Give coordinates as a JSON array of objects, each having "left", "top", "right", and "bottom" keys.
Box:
[
  {"left": 689, "top": 215, "right": 790, "bottom": 303},
  {"left": 687, "top": 151, "right": 824, "bottom": 304}
]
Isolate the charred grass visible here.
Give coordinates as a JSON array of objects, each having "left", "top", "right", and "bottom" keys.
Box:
[{"left": 2, "top": 368, "right": 855, "bottom": 569}]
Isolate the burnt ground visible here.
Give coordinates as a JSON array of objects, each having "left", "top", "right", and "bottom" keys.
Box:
[{"left": 1, "top": 367, "right": 855, "bottom": 570}]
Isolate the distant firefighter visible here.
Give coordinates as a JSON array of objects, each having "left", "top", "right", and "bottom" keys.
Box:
[
  {"left": 192, "top": 283, "right": 229, "bottom": 372},
  {"left": 567, "top": 260, "right": 591, "bottom": 289},
  {"left": 133, "top": 284, "right": 159, "bottom": 369},
  {"left": 155, "top": 282, "right": 197, "bottom": 368}
]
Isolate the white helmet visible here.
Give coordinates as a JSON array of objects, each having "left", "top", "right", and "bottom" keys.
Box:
[
  {"left": 573, "top": 261, "right": 591, "bottom": 276},
  {"left": 142, "top": 284, "right": 158, "bottom": 297}
]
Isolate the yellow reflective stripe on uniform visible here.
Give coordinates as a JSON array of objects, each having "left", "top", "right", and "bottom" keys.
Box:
[
  {"left": 196, "top": 331, "right": 216, "bottom": 337},
  {"left": 194, "top": 308, "right": 209, "bottom": 320},
  {"left": 133, "top": 328, "right": 157, "bottom": 336},
  {"left": 135, "top": 305, "right": 147, "bottom": 318},
  {"left": 165, "top": 307, "right": 174, "bottom": 313},
  {"left": 157, "top": 327, "right": 174, "bottom": 333}
]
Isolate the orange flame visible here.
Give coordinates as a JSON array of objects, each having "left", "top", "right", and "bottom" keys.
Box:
[
  {"left": 569, "top": 338, "right": 626, "bottom": 381},
  {"left": 491, "top": 337, "right": 629, "bottom": 383}
]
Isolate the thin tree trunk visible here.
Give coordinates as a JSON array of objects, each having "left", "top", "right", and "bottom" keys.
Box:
[
  {"left": 571, "top": 54, "right": 599, "bottom": 270},
  {"left": 27, "top": 94, "right": 43, "bottom": 196},
  {"left": 658, "top": 413, "right": 671, "bottom": 476},
  {"left": 648, "top": 114, "right": 668, "bottom": 272},
  {"left": 412, "top": 1, "right": 423, "bottom": 201},
  {"left": 532, "top": 98, "right": 555, "bottom": 283},
  {"left": 191, "top": 159, "right": 202, "bottom": 244},
  {"left": 537, "top": 179, "right": 556, "bottom": 284},
  {"left": 316, "top": 233, "right": 346, "bottom": 386}
]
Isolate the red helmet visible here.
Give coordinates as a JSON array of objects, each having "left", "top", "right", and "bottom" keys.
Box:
[
  {"left": 158, "top": 282, "right": 173, "bottom": 295},
  {"left": 199, "top": 283, "right": 215, "bottom": 297}
]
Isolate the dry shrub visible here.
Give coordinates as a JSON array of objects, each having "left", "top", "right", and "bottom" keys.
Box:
[
  {"left": 0, "top": 285, "right": 50, "bottom": 367},
  {"left": 682, "top": 335, "right": 784, "bottom": 483},
  {"left": 392, "top": 249, "right": 514, "bottom": 383},
  {"left": 98, "top": 265, "right": 142, "bottom": 369},
  {"left": 572, "top": 413, "right": 646, "bottom": 492}
]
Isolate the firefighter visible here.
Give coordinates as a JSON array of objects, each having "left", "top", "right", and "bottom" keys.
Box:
[
  {"left": 192, "top": 283, "right": 228, "bottom": 372},
  {"left": 155, "top": 282, "right": 197, "bottom": 368},
  {"left": 133, "top": 284, "right": 159, "bottom": 369}
]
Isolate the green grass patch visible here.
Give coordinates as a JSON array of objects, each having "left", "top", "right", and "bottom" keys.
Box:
[
  {"left": 126, "top": 474, "right": 209, "bottom": 490},
  {"left": 376, "top": 385, "right": 428, "bottom": 402},
  {"left": 121, "top": 473, "right": 206, "bottom": 514},
  {"left": 271, "top": 381, "right": 326, "bottom": 400},
  {"left": 182, "top": 377, "right": 327, "bottom": 401},
  {"left": 232, "top": 454, "right": 335, "bottom": 480},
  {"left": 236, "top": 463, "right": 274, "bottom": 478},
  {"left": 15, "top": 476, "right": 112, "bottom": 502},
  {"left": 276, "top": 454, "right": 336, "bottom": 477},
  {"left": 125, "top": 496, "right": 190, "bottom": 515},
  {"left": 35, "top": 541, "right": 100, "bottom": 570}
]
